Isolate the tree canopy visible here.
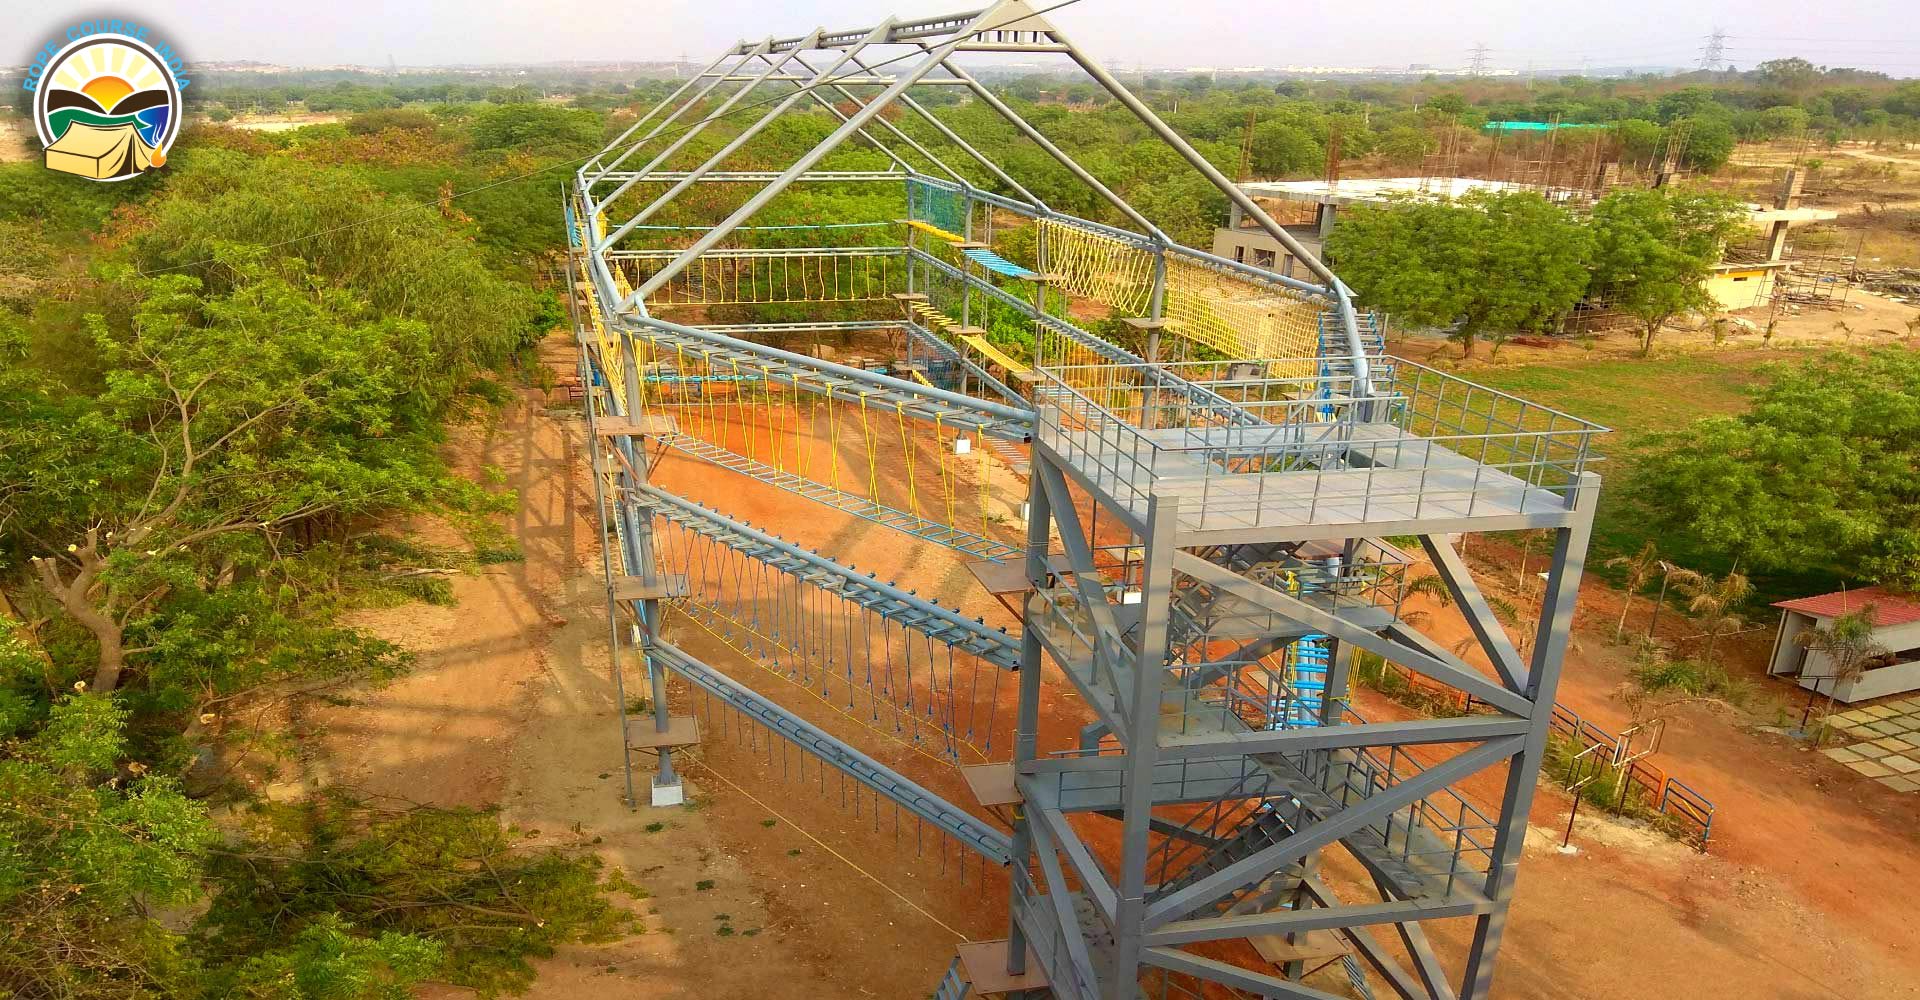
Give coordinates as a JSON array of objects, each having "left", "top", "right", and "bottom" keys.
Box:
[
  {"left": 1325, "top": 190, "right": 1592, "bottom": 357},
  {"left": 1587, "top": 188, "right": 1746, "bottom": 356},
  {"left": 1629, "top": 349, "right": 1920, "bottom": 592}
]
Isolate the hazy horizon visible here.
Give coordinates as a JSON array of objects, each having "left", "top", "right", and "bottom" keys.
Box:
[{"left": 5, "top": 0, "right": 1918, "bottom": 77}]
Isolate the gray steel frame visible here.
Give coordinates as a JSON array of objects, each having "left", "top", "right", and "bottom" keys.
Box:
[{"left": 568, "top": 5, "right": 1604, "bottom": 997}]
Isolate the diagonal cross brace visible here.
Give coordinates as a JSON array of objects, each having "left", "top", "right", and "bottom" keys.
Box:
[
  {"left": 1141, "top": 736, "right": 1522, "bottom": 930},
  {"left": 600, "top": 26, "right": 891, "bottom": 251},
  {"left": 1421, "top": 537, "right": 1529, "bottom": 692},
  {"left": 1170, "top": 551, "right": 1533, "bottom": 719},
  {"left": 622, "top": 7, "right": 1011, "bottom": 308}
]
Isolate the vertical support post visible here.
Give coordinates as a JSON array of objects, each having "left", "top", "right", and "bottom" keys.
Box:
[
  {"left": 1146, "top": 249, "right": 1167, "bottom": 364},
  {"left": 1109, "top": 494, "right": 1178, "bottom": 999},
  {"left": 618, "top": 334, "right": 681, "bottom": 804},
  {"left": 1459, "top": 475, "right": 1596, "bottom": 998},
  {"left": 567, "top": 242, "right": 640, "bottom": 811},
  {"left": 1006, "top": 465, "right": 1054, "bottom": 976}
]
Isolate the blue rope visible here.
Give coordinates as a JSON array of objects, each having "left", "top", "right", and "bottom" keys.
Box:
[{"left": 960, "top": 247, "right": 1038, "bottom": 280}]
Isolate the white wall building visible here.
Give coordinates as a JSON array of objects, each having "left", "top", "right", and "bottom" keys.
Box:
[{"left": 1768, "top": 586, "right": 1920, "bottom": 704}]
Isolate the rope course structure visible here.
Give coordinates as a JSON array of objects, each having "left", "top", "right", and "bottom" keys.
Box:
[
  {"left": 563, "top": 4, "right": 1610, "bottom": 999},
  {"left": 910, "top": 175, "right": 972, "bottom": 239}
]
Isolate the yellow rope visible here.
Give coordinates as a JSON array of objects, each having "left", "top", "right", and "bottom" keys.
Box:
[
  {"left": 1039, "top": 218, "right": 1153, "bottom": 316},
  {"left": 935, "top": 413, "right": 959, "bottom": 533},
  {"left": 976, "top": 432, "right": 990, "bottom": 542},
  {"left": 760, "top": 365, "right": 782, "bottom": 475},
  {"left": 828, "top": 395, "right": 844, "bottom": 492},
  {"left": 894, "top": 401, "right": 923, "bottom": 521},
  {"left": 859, "top": 394, "right": 882, "bottom": 505}
]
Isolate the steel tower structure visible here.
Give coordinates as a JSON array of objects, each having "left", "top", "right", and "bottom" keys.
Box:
[{"left": 564, "top": 5, "right": 1608, "bottom": 998}]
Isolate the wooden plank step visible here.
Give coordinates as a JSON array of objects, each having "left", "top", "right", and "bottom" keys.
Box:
[
  {"left": 1248, "top": 929, "right": 1352, "bottom": 965},
  {"left": 967, "top": 559, "right": 1032, "bottom": 597},
  {"left": 595, "top": 414, "right": 677, "bottom": 438},
  {"left": 955, "top": 940, "right": 1049, "bottom": 995},
  {"left": 625, "top": 715, "right": 701, "bottom": 750},
  {"left": 960, "top": 762, "right": 1022, "bottom": 808},
  {"left": 612, "top": 573, "right": 690, "bottom": 602}
]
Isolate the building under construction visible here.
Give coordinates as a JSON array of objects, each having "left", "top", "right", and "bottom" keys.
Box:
[{"left": 565, "top": 4, "right": 1607, "bottom": 997}]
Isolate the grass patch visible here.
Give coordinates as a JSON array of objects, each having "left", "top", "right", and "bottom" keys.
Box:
[
  {"left": 1630, "top": 655, "right": 1752, "bottom": 706},
  {"left": 1466, "top": 352, "right": 1840, "bottom": 599},
  {"left": 1541, "top": 732, "right": 1657, "bottom": 818}
]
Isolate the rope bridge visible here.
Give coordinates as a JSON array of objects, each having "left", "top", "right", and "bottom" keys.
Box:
[
  {"left": 1161, "top": 256, "right": 1323, "bottom": 375},
  {"left": 1038, "top": 217, "right": 1154, "bottom": 315},
  {"left": 630, "top": 343, "right": 1020, "bottom": 561},
  {"left": 959, "top": 246, "right": 1038, "bottom": 280},
  {"left": 642, "top": 488, "right": 1017, "bottom": 764},
  {"left": 609, "top": 247, "right": 904, "bottom": 307}
]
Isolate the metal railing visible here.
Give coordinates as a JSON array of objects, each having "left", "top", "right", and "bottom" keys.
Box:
[
  {"left": 1548, "top": 703, "right": 1716, "bottom": 848},
  {"left": 1035, "top": 358, "right": 1606, "bottom": 531}
]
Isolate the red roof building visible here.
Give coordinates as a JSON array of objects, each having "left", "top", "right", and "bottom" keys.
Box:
[
  {"left": 1772, "top": 586, "right": 1920, "bottom": 628},
  {"left": 1769, "top": 586, "right": 1920, "bottom": 704}
]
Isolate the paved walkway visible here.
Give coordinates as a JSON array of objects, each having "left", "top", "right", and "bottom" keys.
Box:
[{"left": 1822, "top": 698, "right": 1920, "bottom": 792}]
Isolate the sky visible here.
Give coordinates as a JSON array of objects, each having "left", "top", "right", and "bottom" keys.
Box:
[{"left": 6, "top": 0, "right": 1919, "bottom": 75}]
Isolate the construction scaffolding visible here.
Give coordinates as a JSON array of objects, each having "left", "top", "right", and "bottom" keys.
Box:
[{"left": 565, "top": 5, "right": 1607, "bottom": 998}]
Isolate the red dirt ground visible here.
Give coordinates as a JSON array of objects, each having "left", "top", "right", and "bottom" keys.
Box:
[{"left": 301, "top": 331, "right": 1920, "bottom": 999}]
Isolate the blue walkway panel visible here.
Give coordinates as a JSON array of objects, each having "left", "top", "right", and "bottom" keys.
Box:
[{"left": 960, "top": 246, "right": 1039, "bottom": 280}]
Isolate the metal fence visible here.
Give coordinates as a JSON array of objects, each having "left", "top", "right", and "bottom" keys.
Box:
[{"left": 1548, "top": 703, "right": 1716, "bottom": 848}]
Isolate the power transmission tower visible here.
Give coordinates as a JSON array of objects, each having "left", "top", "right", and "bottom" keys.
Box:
[
  {"left": 1469, "top": 42, "right": 1491, "bottom": 76},
  {"left": 1698, "top": 28, "right": 1729, "bottom": 72}
]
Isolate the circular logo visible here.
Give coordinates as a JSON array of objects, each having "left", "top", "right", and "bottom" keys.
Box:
[{"left": 33, "top": 33, "right": 182, "bottom": 182}]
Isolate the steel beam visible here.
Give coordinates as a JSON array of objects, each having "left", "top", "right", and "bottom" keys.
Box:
[
  {"left": 624, "top": 10, "right": 1001, "bottom": 307},
  {"left": 633, "top": 481, "right": 1019, "bottom": 666},
  {"left": 1142, "top": 737, "right": 1522, "bottom": 929},
  {"left": 600, "top": 28, "right": 877, "bottom": 250}
]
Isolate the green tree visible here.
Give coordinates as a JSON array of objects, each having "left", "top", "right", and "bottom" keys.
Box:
[
  {"left": 1756, "top": 57, "right": 1820, "bottom": 92},
  {"left": 1677, "top": 116, "right": 1736, "bottom": 172},
  {"left": 0, "top": 694, "right": 214, "bottom": 998},
  {"left": 1587, "top": 188, "right": 1744, "bottom": 356},
  {"left": 1326, "top": 191, "right": 1592, "bottom": 358},
  {"left": 1612, "top": 118, "right": 1665, "bottom": 163},
  {"left": 470, "top": 104, "right": 601, "bottom": 152},
  {"left": 1757, "top": 105, "right": 1811, "bottom": 137},
  {"left": 1628, "top": 349, "right": 1920, "bottom": 591},
  {"left": 1374, "top": 126, "right": 1435, "bottom": 168},
  {"left": 3, "top": 269, "right": 448, "bottom": 695},
  {"left": 1248, "top": 120, "right": 1322, "bottom": 176}
]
